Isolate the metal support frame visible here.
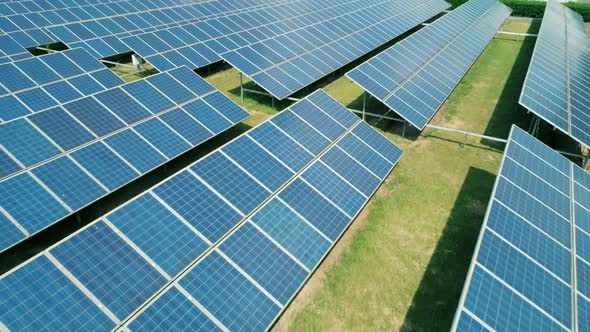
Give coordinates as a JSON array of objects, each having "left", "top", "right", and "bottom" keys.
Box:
[
  {"left": 100, "top": 59, "right": 139, "bottom": 69},
  {"left": 35, "top": 46, "right": 58, "bottom": 54},
  {"left": 362, "top": 92, "right": 367, "bottom": 121},
  {"left": 240, "top": 72, "right": 244, "bottom": 103}
]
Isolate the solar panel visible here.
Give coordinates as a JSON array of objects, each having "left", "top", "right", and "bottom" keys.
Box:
[
  {"left": 0, "top": 65, "right": 249, "bottom": 253},
  {"left": 519, "top": 0, "right": 590, "bottom": 148},
  {"left": 347, "top": 0, "right": 511, "bottom": 130},
  {"left": 223, "top": 0, "right": 449, "bottom": 100},
  {"left": 0, "top": 48, "right": 124, "bottom": 122},
  {"left": 452, "top": 125, "right": 590, "bottom": 332},
  {"left": 0, "top": 89, "right": 403, "bottom": 331}
]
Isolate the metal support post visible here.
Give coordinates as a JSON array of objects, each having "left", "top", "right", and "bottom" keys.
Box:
[
  {"left": 362, "top": 92, "right": 367, "bottom": 121},
  {"left": 402, "top": 120, "right": 407, "bottom": 138},
  {"left": 271, "top": 96, "right": 275, "bottom": 109},
  {"left": 240, "top": 73, "right": 244, "bottom": 103}
]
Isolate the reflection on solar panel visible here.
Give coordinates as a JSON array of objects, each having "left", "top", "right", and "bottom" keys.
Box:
[
  {"left": 0, "top": 65, "right": 249, "bottom": 253},
  {"left": 347, "top": 0, "right": 511, "bottom": 130},
  {"left": 0, "top": 90, "right": 403, "bottom": 331},
  {"left": 452, "top": 125, "right": 590, "bottom": 332},
  {"left": 519, "top": 0, "right": 590, "bottom": 148},
  {"left": 0, "top": 48, "right": 124, "bottom": 122},
  {"left": 222, "top": 0, "right": 449, "bottom": 100}
]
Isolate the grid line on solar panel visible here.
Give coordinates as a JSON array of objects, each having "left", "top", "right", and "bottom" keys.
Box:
[
  {"left": 222, "top": 0, "right": 449, "bottom": 99},
  {"left": 0, "top": 91, "right": 403, "bottom": 332},
  {"left": 346, "top": 0, "right": 511, "bottom": 130},
  {"left": 452, "top": 125, "right": 590, "bottom": 332}
]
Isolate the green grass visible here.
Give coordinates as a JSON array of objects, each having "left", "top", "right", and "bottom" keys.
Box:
[{"left": 204, "top": 21, "right": 537, "bottom": 332}]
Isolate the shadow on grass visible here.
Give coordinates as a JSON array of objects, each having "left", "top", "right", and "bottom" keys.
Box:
[
  {"left": 401, "top": 167, "right": 496, "bottom": 332},
  {"left": 0, "top": 122, "right": 253, "bottom": 274},
  {"left": 481, "top": 25, "right": 537, "bottom": 147}
]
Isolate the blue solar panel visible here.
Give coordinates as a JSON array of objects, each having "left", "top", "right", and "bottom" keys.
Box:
[
  {"left": 70, "top": 142, "right": 139, "bottom": 191},
  {"left": 320, "top": 147, "right": 381, "bottom": 197},
  {"left": 222, "top": 135, "right": 294, "bottom": 191},
  {"left": 160, "top": 109, "right": 212, "bottom": 145},
  {"left": 128, "top": 287, "right": 221, "bottom": 332},
  {"left": 31, "top": 156, "right": 106, "bottom": 210},
  {"left": 51, "top": 221, "right": 168, "bottom": 320},
  {"left": 347, "top": 0, "right": 510, "bottom": 129},
  {"left": 0, "top": 173, "right": 69, "bottom": 235},
  {"left": 122, "top": 79, "right": 174, "bottom": 114},
  {"left": 94, "top": 88, "right": 151, "bottom": 125},
  {"left": 0, "top": 119, "right": 60, "bottom": 167},
  {"left": 64, "top": 97, "right": 125, "bottom": 137},
  {"left": 0, "top": 212, "right": 24, "bottom": 252},
  {"left": 134, "top": 118, "right": 191, "bottom": 158},
  {"left": 0, "top": 95, "right": 31, "bottom": 121},
  {"left": 14, "top": 57, "right": 60, "bottom": 85},
  {"left": 179, "top": 252, "right": 281, "bottom": 331},
  {"left": 337, "top": 134, "right": 393, "bottom": 179},
  {"left": 181, "top": 99, "right": 233, "bottom": 134},
  {"left": 191, "top": 151, "right": 271, "bottom": 213},
  {"left": 251, "top": 198, "right": 331, "bottom": 269},
  {"left": 219, "top": 222, "right": 308, "bottom": 304},
  {"left": 247, "top": 121, "right": 314, "bottom": 172},
  {"left": 271, "top": 110, "right": 331, "bottom": 155},
  {"left": 15, "top": 88, "right": 57, "bottom": 112},
  {"left": 107, "top": 194, "right": 209, "bottom": 277},
  {"left": 279, "top": 178, "right": 349, "bottom": 241},
  {"left": 147, "top": 73, "right": 196, "bottom": 104},
  {"left": 153, "top": 171, "right": 243, "bottom": 243},
  {"left": 0, "top": 255, "right": 115, "bottom": 331},
  {"left": 519, "top": 0, "right": 590, "bottom": 148},
  {"left": 104, "top": 129, "right": 167, "bottom": 173},
  {"left": 29, "top": 106, "right": 95, "bottom": 150},
  {"left": 452, "top": 125, "right": 589, "bottom": 331},
  {"left": 43, "top": 81, "right": 82, "bottom": 103}
]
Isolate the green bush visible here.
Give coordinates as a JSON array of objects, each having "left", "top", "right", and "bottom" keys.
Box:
[{"left": 445, "top": 0, "right": 590, "bottom": 22}]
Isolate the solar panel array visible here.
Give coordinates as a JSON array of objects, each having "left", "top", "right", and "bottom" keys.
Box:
[
  {"left": 0, "top": 65, "right": 249, "bottom": 253},
  {"left": 347, "top": 0, "right": 511, "bottom": 130},
  {"left": 0, "top": 90, "right": 403, "bottom": 331},
  {"left": 452, "top": 125, "right": 590, "bottom": 331},
  {"left": 222, "top": 0, "right": 449, "bottom": 100},
  {"left": 0, "top": 47, "right": 125, "bottom": 122},
  {"left": 519, "top": 0, "right": 590, "bottom": 148},
  {"left": 0, "top": 0, "right": 283, "bottom": 62}
]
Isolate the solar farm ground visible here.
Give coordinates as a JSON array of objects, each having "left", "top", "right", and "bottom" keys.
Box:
[{"left": 200, "top": 18, "right": 540, "bottom": 331}]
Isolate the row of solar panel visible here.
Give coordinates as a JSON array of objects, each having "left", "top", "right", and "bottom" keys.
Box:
[
  {"left": 223, "top": 0, "right": 449, "bottom": 100},
  {"left": 0, "top": 0, "right": 285, "bottom": 62},
  {"left": 128, "top": 0, "right": 379, "bottom": 72},
  {"left": 452, "top": 126, "right": 590, "bottom": 331},
  {"left": 347, "top": 0, "right": 511, "bottom": 129},
  {"left": 0, "top": 90, "right": 403, "bottom": 332},
  {"left": 45, "top": 0, "right": 301, "bottom": 59},
  {"left": 519, "top": 0, "right": 590, "bottom": 148},
  {"left": 0, "top": 0, "right": 270, "bottom": 28},
  {"left": 0, "top": 48, "right": 125, "bottom": 122},
  {"left": 0, "top": 65, "right": 250, "bottom": 253}
]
